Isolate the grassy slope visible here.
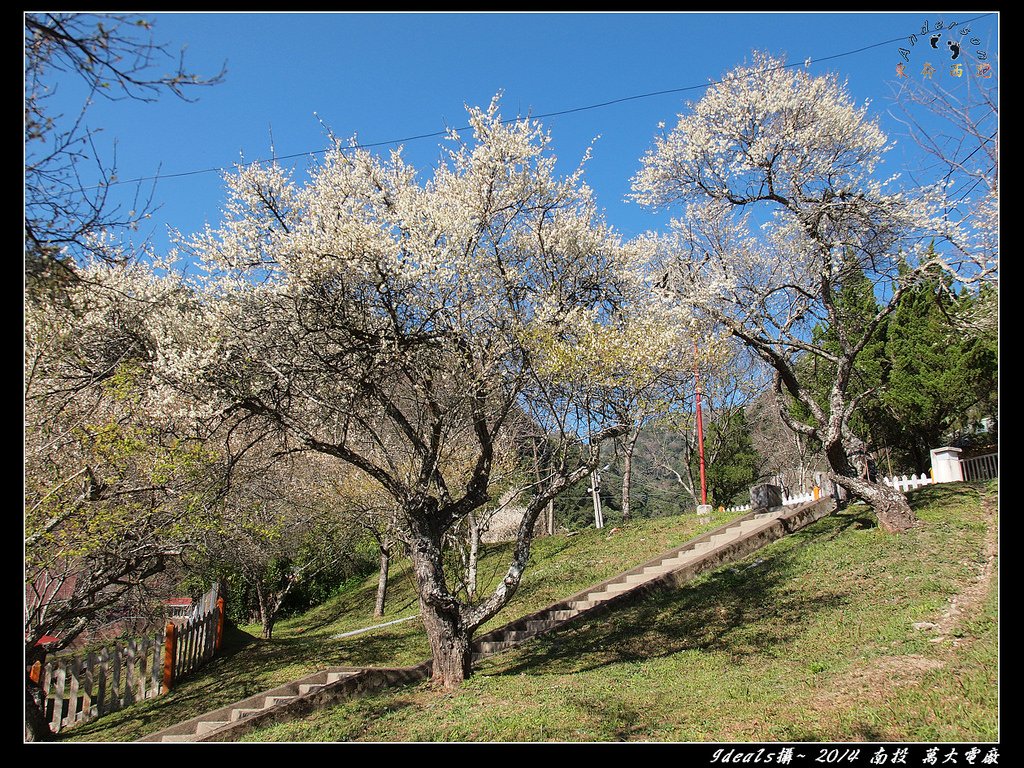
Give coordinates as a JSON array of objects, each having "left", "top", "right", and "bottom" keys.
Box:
[
  {"left": 61, "top": 507, "right": 742, "bottom": 742},
  {"left": 238, "top": 482, "right": 998, "bottom": 743}
]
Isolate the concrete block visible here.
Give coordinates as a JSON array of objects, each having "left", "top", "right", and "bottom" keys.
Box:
[{"left": 750, "top": 484, "right": 783, "bottom": 510}]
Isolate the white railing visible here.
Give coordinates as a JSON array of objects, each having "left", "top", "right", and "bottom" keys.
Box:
[{"left": 961, "top": 452, "right": 998, "bottom": 482}]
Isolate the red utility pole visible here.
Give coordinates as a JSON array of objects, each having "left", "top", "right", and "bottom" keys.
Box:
[{"left": 694, "top": 339, "right": 708, "bottom": 506}]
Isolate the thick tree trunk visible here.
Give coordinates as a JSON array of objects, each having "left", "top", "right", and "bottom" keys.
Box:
[
  {"left": 832, "top": 473, "right": 916, "bottom": 533},
  {"left": 25, "top": 677, "right": 52, "bottom": 742},
  {"left": 255, "top": 582, "right": 278, "bottom": 640},
  {"left": 374, "top": 543, "right": 390, "bottom": 618},
  {"left": 826, "top": 435, "right": 915, "bottom": 532},
  {"left": 420, "top": 600, "right": 472, "bottom": 689},
  {"left": 408, "top": 515, "right": 473, "bottom": 689}
]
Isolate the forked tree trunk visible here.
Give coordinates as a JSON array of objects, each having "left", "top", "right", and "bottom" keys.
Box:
[
  {"left": 826, "top": 438, "right": 916, "bottom": 533},
  {"left": 408, "top": 518, "right": 474, "bottom": 689},
  {"left": 254, "top": 582, "right": 282, "bottom": 640},
  {"left": 420, "top": 600, "right": 472, "bottom": 689}
]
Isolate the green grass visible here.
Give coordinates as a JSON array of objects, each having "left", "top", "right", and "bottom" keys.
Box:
[
  {"left": 237, "top": 481, "right": 997, "bottom": 743},
  {"left": 60, "top": 507, "right": 742, "bottom": 742}
]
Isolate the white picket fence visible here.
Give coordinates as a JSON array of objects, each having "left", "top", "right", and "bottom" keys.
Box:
[
  {"left": 31, "top": 584, "right": 222, "bottom": 734},
  {"left": 725, "top": 490, "right": 816, "bottom": 515},
  {"left": 881, "top": 473, "right": 935, "bottom": 493},
  {"left": 169, "top": 599, "right": 221, "bottom": 681},
  {"left": 725, "top": 472, "right": 936, "bottom": 514},
  {"left": 723, "top": 450, "right": 997, "bottom": 514}
]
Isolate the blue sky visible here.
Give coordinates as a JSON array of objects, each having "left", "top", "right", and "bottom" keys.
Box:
[{"left": 40, "top": 11, "right": 999, "bottom": 255}]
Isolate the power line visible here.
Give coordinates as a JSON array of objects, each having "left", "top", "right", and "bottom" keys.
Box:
[{"left": 74, "top": 13, "right": 996, "bottom": 194}]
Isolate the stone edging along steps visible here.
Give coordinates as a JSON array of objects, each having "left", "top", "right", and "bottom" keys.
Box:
[{"left": 138, "top": 496, "right": 836, "bottom": 742}]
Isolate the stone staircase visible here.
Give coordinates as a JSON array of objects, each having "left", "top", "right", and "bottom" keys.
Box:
[
  {"left": 139, "top": 496, "right": 834, "bottom": 742},
  {"left": 469, "top": 504, "right": 812, "bottom": 661},
  {"left": 138, "top": 668, "right": 362, "bottom": 742}
]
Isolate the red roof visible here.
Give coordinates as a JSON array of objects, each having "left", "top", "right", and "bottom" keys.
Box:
[{"left": 164, "top": 598, "right": 193, "bottom": 607}]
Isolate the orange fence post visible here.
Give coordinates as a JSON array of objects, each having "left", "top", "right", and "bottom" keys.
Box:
[
  {"left": 215, "top": 597, "right": 225, "bottom": 651},
  {"left": 813, "top": 486, "right": 821, "bottom": 501},
  {"left": 162, "top": 622, "right": 176, "bottom": 694}
]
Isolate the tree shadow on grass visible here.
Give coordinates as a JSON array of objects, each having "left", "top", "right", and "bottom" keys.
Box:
[
  {"left": 298, "top": 595, "right": 422, "bottom": 634},
  {"left": 60, "top": 620, "right": 431, "bottom": 742},
  {"left": 310, "top": 695, "right": 420, "bottom": 742},
  {"left": 295, "top": 577, "right": 421, "bottom": 634},
  {"left": 488, "top": 518, "right": 855, "bottom": 678}
]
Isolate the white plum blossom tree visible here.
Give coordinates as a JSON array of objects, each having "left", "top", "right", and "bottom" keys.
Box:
[
  {"left": 632, "top": 53, "right": 997, "bottom": 532},
  {"left": 162, "top": 98, "right": 677, "bottom": 687}
]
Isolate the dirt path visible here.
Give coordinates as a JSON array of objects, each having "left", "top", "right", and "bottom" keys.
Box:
[
  {"left": 928, "top": 487, "right": 998, "bottom": 646},
  {"left": 809, "top": 487, "right": 997, "bottom": 713}
]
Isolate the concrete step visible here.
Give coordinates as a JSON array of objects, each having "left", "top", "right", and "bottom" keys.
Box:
[
  {"left": 525, "top": 619, "right": 557, "bottom": 632},
  {"left": 568, "top": 600, "right": 596, "bottom": 611},
  {"left": 298, "top": 682, "right": 326, "bottom": 695},
  {"left": 653, "top": 547, "right": 703, "bottom": 566},
  {"left": 263, "top": 695, "right": 296, "bottom": 707},
  {"left": 325, "top": 671, "right": 351, "bottom": 684},
  {"left": 624, "top": 571, "right": 653, "bottom": 585},
  {"left": 475, "top": 639, "right": 515, "bottom": 654},
  {"left": 161, "top": 733, "right": 197, "bottom": 742},
  {"left": 501, "top": 629, "right": 534, "bottom": 642},
  {"left": 738, "top": 517, "right": 774, "bottom": 533},
  {"left": 649, "top": 554, "right": 684, "bottom": 570},
  {"left": 601, "top": 581, "right": 633, "bottom": 595},
  {"left": 544, "top": 609, "right": 580, "bottom": 621},
  {"left": 643, "top": 562, "right": 684, "bottom": 577},
  {"left": 195, "top": 720, "right": 229, "bottom": 735},
  {"left": 708, "top": 531, "right": 738, "bottom": 547},
  {"left": 229, "top": 707, "right": 264, "bottom": 722}
]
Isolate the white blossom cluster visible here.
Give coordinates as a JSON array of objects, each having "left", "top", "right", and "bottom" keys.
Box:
[
  {"left": 632, "top": 52, "right": 994, "bottom": 349},
  {"left": 154, "top": 97, "right": 682, "bottom": 469}
]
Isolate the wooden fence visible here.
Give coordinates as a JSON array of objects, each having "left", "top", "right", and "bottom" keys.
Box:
[
  {"left": 31, "top": 584, "right": 224, "bottom": 734},
  {"left": 169, "top": 597, "right": 222, "bottom": 681}
]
